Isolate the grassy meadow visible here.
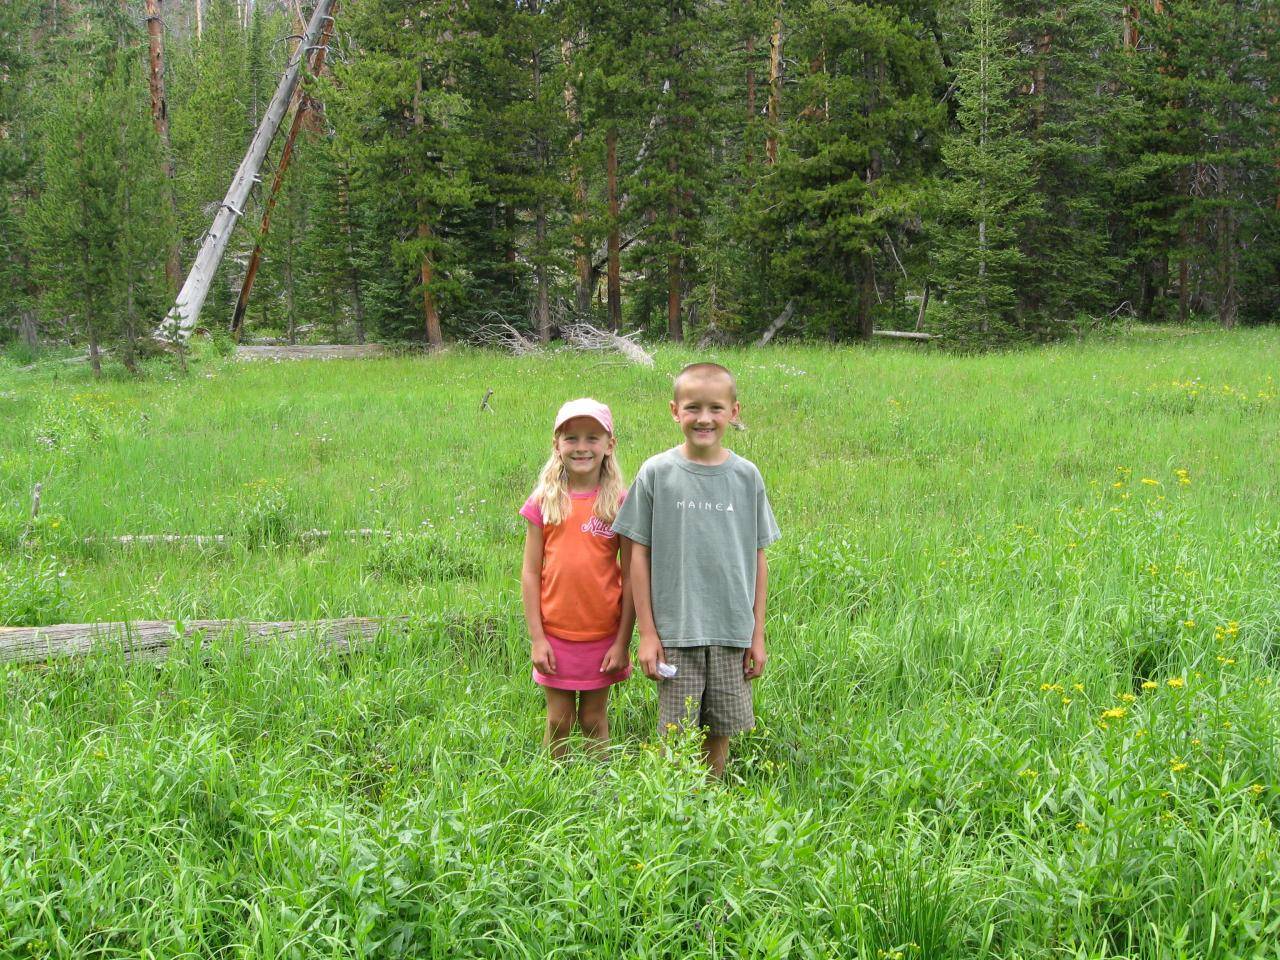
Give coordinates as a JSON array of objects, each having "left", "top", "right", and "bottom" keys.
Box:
[{"left": 2, "top": 330, "right": 1280, "bottom": 958}]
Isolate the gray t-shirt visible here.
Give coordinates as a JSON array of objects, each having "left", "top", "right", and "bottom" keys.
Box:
[{"left": 612, "top": 448, "right": 780, "bottom": 648}]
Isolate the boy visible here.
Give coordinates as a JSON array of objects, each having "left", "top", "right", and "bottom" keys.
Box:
[{"left": 611, "top": 362, "right": 780, "bottom": 776}]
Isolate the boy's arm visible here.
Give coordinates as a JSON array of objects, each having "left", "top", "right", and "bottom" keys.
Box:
[
  {"left": 521, "top": 524, "right": 555, "bottom": 674},
  {"left": 744, "top": 548, "right": 768, "bottom": 679},
  {"left": 628, "top": 540, "right": 666, "bottom": 680},
  {"left": 601, "top": 538, "right": 636, "bottom": 673}
]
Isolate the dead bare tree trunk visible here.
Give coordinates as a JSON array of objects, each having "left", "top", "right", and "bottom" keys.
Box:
[
  {"left": 19, "top": 308, "right": 38, "bottom": 350},
  {"left": 143, "top": 0, "right": 181, "bottom": 293},
  {"left": 606, "top": 125, "right": 622, "bottom": 331},
  {"left": 766, "top": 7, "right": 782, "bottom": 165},
  {"left": 194, "top": 0, "right": 202, "bottom": 41},
  {"left": 155, "top": 0, "right": 336, "bottom": 343},
  {"left": 745, "top": 33, "right": 756, "bottom": 166}
]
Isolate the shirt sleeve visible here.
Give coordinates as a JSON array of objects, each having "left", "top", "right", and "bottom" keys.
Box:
[
  {"left": 519, "top": 493, "right": 544, "bottom": 527},
  {"left": 755, "top": 477, "right": 781, "bottom": 548},
  {"left": 610, "top": 468, "right": 652, "bottom": 545}
]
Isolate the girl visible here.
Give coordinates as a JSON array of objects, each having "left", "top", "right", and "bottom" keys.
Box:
[{"left": 520, "top": 398, "right": 633, "bottom": 757}]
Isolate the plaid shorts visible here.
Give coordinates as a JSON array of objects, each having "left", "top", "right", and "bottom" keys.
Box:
[{"left": 659, "top": 645, "right": 755, "bottom": 736}]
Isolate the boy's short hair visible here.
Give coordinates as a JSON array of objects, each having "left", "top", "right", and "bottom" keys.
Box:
[{"left": 673, "top": 362, "right": 737, "bottom": 402}]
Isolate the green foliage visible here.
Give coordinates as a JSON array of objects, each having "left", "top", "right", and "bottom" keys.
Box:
[
  {"left": 4, "top": 340, "right": 1280, "bottom": 954},
  {"left": 0, "top": 553, "right": 68, "bottom": 625}
]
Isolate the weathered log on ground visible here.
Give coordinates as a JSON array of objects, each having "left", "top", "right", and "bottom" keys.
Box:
[
  {"left": 872, "top": 330, "right": 935, "bottom": 341},
  {"left": 0, "top": 617, "right": 405, "bottom": 665},
  {"left": 82, "top": 527, "right": 415, "bottom": 546},
  {"left": 235, "top": 344, "right": 388, "bottom": 361}
]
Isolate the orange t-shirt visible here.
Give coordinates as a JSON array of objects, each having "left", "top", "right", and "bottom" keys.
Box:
[{"left": 520, "top": 489, "right": 624, "bottom": 641}]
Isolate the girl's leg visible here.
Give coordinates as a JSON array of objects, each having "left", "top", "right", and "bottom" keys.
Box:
[
  {"left": 544, "top": 688, "right": 577, "bottom": 759},
  {"left": 577, "top": 687, "right": 611, "bottom": 754}
]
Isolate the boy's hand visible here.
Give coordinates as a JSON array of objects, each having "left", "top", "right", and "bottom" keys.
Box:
[
  {"left": 531, "top": 637, "right": 556, "bottom": 675},
  {"left": 599, "top": 639, "right": 630, "bottom": 674},
  {"left": 637, "top": 632, "right": 666, "bottom": 681},
  {"left": 743, "top": 635, "right": 767, "bottom": 680}
]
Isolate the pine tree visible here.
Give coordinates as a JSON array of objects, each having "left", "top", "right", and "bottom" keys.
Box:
[
  {"left": 931, "top": 0, "right": 1040, "bottom": 345},
  {"left": 28, "top": 53, "right": 171, "bottom": 374},
  {"left": 327, "top": 0, "right": 480, "bottom": 345},
  {"left": 755, "top": 0, "right": 946, "bottom": 339},
  {"left": 0, "top": 0, "right": 39, "bottom": 349},
  {"left": 1128, "top": 1, "right": 1280, "bottom": 326}
]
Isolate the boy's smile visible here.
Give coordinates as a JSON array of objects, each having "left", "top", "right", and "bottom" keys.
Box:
[{"left": 671, "top": 376, "right": 739, "bottom": 464}]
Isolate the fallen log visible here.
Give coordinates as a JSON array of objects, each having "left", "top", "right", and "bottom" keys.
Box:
[
  {"left": 81, "top": 527, "right": 422, "bottom": 546},
  {"left": 872, "top": 330, "right": 935, "bottom": 341},
  {"left": 235, "top": 343, "right": 388, "bottom": 361},
  {"left": 0, "top": 617, "right": 405, "bottom": 665}
]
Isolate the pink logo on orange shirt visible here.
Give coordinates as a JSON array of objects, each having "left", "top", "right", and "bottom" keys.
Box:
[{"left": 581, "top": 516, "right": 618, "bottom": 539}]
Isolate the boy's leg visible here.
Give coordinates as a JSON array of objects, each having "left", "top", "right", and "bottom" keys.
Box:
[
  {"left": 544, "top": 687, "right": 577, "bottom": 759},
  {"left": 577, "top": 687, "right": 610, "bottom": 753},
  {"left": 700, "top": 646, "right": 755, "bottom": 777},
  {"left": 704, "top": 735, "right": 730, "bottom": 778}
]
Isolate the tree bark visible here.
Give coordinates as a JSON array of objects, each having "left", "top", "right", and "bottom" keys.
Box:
[
  {"left": 606, "top": 125, "right": 622, "bottom": 331},
  {"left": 745, "top": 34, "right": 756, "bottom": 166},
  {"left": 144, "top": 0, "right": 181, "bottom": 293},
  {"left": 412, "top": 73, "right": 443, "bottom": 349},
  {"left": 766, "top": 8, "right": 782, "bottom": 165},
  {"left": 156, "top": 0, "right": 336, "bottom": 342},
  {"left": 194, "top": 0, "right": 202, "bottom": 41},
  {"left": 19, "top": 308, "right": 38, "bottom": 350},
  {"left": 531, "top": 36, "right": 550, "bottom": 342},
  {"left": 562, "top": 38, "right": 592, "bottom": 316}
]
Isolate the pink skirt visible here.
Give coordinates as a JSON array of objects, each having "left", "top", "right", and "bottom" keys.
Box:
[{"left": 533, "top": 632, "right": 632, "bottom": 691}]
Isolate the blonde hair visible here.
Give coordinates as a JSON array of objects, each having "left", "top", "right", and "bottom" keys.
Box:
[{"left": 531, "top": 430, "right": 627, "bottom": 527}]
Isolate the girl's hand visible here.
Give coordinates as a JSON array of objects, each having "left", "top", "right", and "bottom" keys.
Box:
[
  {"left": 532, "top": 637, "right": 556, "bottom": 675},
  {"left": 599, "top": 639, "right": 629, "bottom": 674}
]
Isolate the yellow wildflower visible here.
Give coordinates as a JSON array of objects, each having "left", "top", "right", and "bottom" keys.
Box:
[
  {"left": 1142, "top": 680, "right": 1159, "bottom": 690},
  {"left": 1171, "top": 761, "right": 1189, "bottom": 773},
  {"left": 1112, "top": 481, "right": 1125, "bottom": 488},
  {"left": 1101, "top": 707, "right": 1128, "bottom": 721},
  {"left": 1167, "top": 677, "right": 1185, "bottom": 689},
  {"left": 1251, "top": 784, "right": 1265, "bottom": 796},
  {"left": 1018, "top": 769, "right": 1038, "bottom": 779},
  {"left": 1076, "top": 822, "right": 1090, "bottom": 832},
  {"left": 1119, "top": 693, "right": 1136, "bottom": 703},
  {"left": 1141, "top": 478, "right": 1160, "bottom": 486},
  {"left": 1061, "top": 697, "right": 1072, "bottom": 706},
  {"left": 1191, "top": 739, "right": 1201, "bottom": 746},
  {"left": 1073, "top": 683, "right": 1085, "bottom": 693},
  {"left": 1217, "top": 656, "right": 1236, "bottom": 666},
  {"left": 1183, "top": 619, "right": 1196, "bottom": 628}
]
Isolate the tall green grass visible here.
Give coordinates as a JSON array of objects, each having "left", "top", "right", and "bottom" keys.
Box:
[{"left": 2, "top": 330, "right": 1279, "bottom": 957}]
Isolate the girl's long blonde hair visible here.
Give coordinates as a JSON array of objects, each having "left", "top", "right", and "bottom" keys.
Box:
[{"left": 531, "top": 432, "right": 626, "bottom": 527}]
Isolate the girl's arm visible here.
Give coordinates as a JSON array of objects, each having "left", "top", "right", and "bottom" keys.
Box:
[
  {"left": 744, "top": 548, "right": 768, "bottom": 679},
  {"left": 522, "top": 523, "right": 555, "bottom": 675},
  {"left": 601, "top": 537, "right": 635, "bottom": 673}
]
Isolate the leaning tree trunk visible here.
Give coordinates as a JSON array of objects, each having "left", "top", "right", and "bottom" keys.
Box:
[
  {"left": 155, "top": 0, "right": 336, "bottom": 342},
  {"left": 231, "top": 5, "right": 337, "bottom": 340}
]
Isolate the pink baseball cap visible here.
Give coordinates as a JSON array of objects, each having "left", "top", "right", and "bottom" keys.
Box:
[{"left": 554, "top": 397, "right": 614, "bottom": 435}]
